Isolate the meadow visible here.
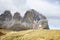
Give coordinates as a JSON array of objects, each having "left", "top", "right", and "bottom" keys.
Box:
[{"left": 0, "top": 29, "right": 60, "bottom": 40}]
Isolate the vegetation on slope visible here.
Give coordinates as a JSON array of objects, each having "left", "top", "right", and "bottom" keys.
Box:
[{"left": 0, "top": 29, "right": 60, "bottom": 40}]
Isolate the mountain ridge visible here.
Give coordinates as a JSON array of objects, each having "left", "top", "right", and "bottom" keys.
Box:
[{"left": 0, "top": 9, "right": 49, "bottom": 30}]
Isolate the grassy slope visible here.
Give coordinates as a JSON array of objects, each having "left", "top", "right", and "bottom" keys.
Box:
[{"left": 0, "top": 29, "right": 60, "bottom": 40}]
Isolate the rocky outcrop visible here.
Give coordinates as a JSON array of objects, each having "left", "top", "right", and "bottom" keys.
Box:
[
  {"left": 0, "top": 10, "right": 12, "bottom": 29},
  {"left": 0, "top": 9, "right": 49, "bottom": 30},
  {"left": 11, "top": 12, "right": 22, "bottom": 31},
  {"left": 38, "top": 19, "right": 49, "bottom": 29},
  {"left": 1, "top": 10, "right": 12, "bottom": 21},
  {"left": 22, "top": 9, "right": 46, "bottom": 23},
  {"left": 13, "top": 12, "right": 22, "bottom": 21},
  {"left": 22, "top": 9, "right": 40, "bottom": 23},
  {"left": 22, "top": 9, "right": 49, "bottom": 29}
]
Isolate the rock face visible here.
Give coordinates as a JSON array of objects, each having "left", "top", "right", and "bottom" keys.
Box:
[
  {"left": 0, "top": 10, "right": 12, "bottom": 29},
  {"left": 23, "top": 9, "right": 46, "bottom": 23},
  {"left": 1, "top": 10, "right": 12, "bottom": 21},
  {"left": 13, "top": 12, "right": 22, "bottom": 21},
  {"left": 22, "top": 9, "right": 40, "bottom": 23},
  {"left": 38, "top": 19, "right": 49, "bottom": 29},
  {"left": 22, "top": 9, "right": 49, "bottom": 29},
  {"left": 0, "top": 9, "right": 49, "bottom": 30}
]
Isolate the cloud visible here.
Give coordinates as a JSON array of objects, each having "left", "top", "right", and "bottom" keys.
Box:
[
  {"left": 48, "top": 19, "right": 60, "bottom": 29},
  {"left": 26, "top": 0, "right": 60, "bottom": 29},
  {"left": 0, "top": 0, "right": 19, "bottom": 15},
  {"left": 0, "top": 0, "right": 60, "bottom": 29},
  {"left": 0, "top": 0, "right": 29, "bottom": 16},
  {"left": 27, "top": 0, "right": 60, "bottom": 18},
  {"left": 0, "top": 0, "right": 60, "bottom": 17}
]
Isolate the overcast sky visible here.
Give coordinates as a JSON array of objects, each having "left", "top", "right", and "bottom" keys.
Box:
[{"left": 0, "top": 0, "right": 60, "bottom": 29}]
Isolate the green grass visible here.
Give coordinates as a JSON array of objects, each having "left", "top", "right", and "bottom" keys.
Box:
[{"left": 0, "top": 29, "right": 60, "bottom": 40}]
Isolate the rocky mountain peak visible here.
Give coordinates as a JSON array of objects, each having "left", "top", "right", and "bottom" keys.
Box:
[
  {"left": 0, "top": 9, "right": 49, "bottom": 30},
  {"left": 23, "top": 9, "right": 47, "bottom": 23},
  {"left": 13, "top": 12, "right": 22, "bottom": 21},
  {"left": 0, "top": 10, "right": 12, "bottom": 21}
]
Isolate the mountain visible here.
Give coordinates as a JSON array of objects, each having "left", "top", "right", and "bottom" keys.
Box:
[
  {"left": 0, "top": 9, "right": 49, "bottom": 30},
  {"left": 0, "top": 10, "right": 12, "bottom": 29},
  {"left": 10, "top": 12, "right": 22, "bottom": 31},
  {"left": 0, "top": 10, "right": 12, "bottom": 21},
  {"left": 22, "top": 9, "right": 49, "bottom": 29},
  {"left": 22, "top": 9, "right": 46, "bottom": 23},
  {"left": 13, "top": 12, "right": 22, "bottom": 21}
]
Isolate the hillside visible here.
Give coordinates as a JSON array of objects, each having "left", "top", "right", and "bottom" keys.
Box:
[{"left": 0, "top": 29, "right": 60, "bottom": 40}]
